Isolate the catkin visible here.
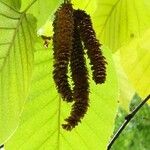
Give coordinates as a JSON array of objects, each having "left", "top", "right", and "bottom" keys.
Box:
[
  {"left": 74, "top": 9, "right": 107, "bottom": 84},
  {"left": 52, "top": 2, "right": 74, "bottom": 102},
  {"left": 62, "top": 14, "right": 89, "bottom": 131},
  {"left": 52, "top": 2, "right": 107, "bottom": 131}
]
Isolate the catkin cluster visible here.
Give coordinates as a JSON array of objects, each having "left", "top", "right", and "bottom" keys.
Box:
[{"left": 52, "top": 1, "right": 107, "bottom": 131}]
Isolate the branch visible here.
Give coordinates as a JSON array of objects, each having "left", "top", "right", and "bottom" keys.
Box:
[{"left": 107, "top": 94, "right": 150, "bottom": 150}]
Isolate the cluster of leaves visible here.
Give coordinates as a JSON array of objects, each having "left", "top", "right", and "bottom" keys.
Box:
[
  {"left": 0, "top": 0, "right": 150, "bottom": 149},
  {"left": 112, "top": 94, "right": 150, "bottom": 150}
]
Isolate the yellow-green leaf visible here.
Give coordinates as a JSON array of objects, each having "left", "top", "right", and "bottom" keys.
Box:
[
  {"left": 5, "top": 40, "right": 118, "bottom": 150},
  {"left": 0, "top": 1, "right": 36, "bottom": 144},
  {"left": 20, "top": 0, "right": 63, "bottom": 28},
  {"left": 73, "top": 0, "right": 150, "bottom": 52},
  {"left": 119, "top": 29, "right": 150, "bottom": 99},
  {"left": 0, "top": 0, "right": 21, "bottom": 10},
  {"left": 113, "top": 51, "right": 135, "bottom": 111}
]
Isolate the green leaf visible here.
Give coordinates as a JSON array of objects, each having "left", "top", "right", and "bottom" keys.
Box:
[
  {"left": 0, "top": 1, "right": 36, "bottom": 144},
  {"left": 20, "top": 0, "right": 63, "bottom": 28},
  {"left": 119, "top": 29, "right": 150, "bottom": 99},
  {"left": 113, "top": 51, "right": 135, "bottom": 111},
  {"left": 72, "top": 0, "right": 97, "bottom": 15},
  {"left": 0, "top": 0, "right": 21, "bottom": 10},
  {"left": 73, "top": 0, "right": 150, "bottom": 52},
  {"left": 5, "top": 40, "right": 118, "bottom": 149}
]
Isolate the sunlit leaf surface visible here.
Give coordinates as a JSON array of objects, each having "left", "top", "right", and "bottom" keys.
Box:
[
  {"left": 5, "top": 39, "right": 118, "bottom": 149},
  {"left": 0, "top": 0, "right": 36, "bottom": 144},
  {"left": 119, "top": 29, "right": 150, "bottom": 99},
  {"left": 20, "top": 0, "right": 63, "bottom": 28},
  {"left": 113, "top": 51, "right": 135, "bottom": 111},
  {"left": 0, "top": 0, "right": 21, "bottom": 10},
  {"left": 4, "top": 0, "right": 150, "bottom": 149},
  {"left": 73, "top": 0, "right": 150, "bottom": 52}
]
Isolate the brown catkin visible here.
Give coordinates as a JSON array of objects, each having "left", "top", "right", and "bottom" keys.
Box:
[
  {"left": 52, "top": 2, "right": 74, "bottom": 102},
  {"left": 74, "top": 9, "right": 107, "bottom": 84},
  {"left": 62, "top": 13, "right": 89, "bottom": 131}
]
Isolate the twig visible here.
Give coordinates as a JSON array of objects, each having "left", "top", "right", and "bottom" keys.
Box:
[
  {"left": 64, "top": 0, "right": 71, "bottom": 3},
  {"left": 107, "top": 94, "right": 150, "bottom": 150}
]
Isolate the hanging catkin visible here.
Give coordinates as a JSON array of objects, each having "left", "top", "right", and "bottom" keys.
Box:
[
  {"left": 74, "top": 9, "right": 107, "bottom": 84},
  {"left": 52, "top": 1, "right": 107, "bottom": 131},
  {"left": 62, "top": 13, "right": 89, "bottom": 131},
  {"left": 52, "top": 2, "right": 74, "bottom": 102}
]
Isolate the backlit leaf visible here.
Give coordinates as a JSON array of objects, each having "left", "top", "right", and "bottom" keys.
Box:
[
  {"left": 73, "top": 0, "right": 150, "bottom": 52},
  {"left": 119, "top": 29, "right": 150, "bottom": 99},
  {"left": 5, "top": 41, "right": 118, "bottom": 150},
  {"left": 0, "top": 0, "right": 36, "bottom": 144},
  {"left": 113, "top": 51, "right": 135, "bottom": 111},
  {"left": 20, "top": 0, "right": 63, "bottom": 28}
]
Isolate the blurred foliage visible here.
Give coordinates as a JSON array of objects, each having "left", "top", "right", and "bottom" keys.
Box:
[
  {"left": 113, "top": 51, "right": 135, "bottom": 112},
  {"left": 119, "top": 29, "right": 150, "bottom": 99},
  {"left": 112, "top": 94, "right": 150, "bottom": 150}
]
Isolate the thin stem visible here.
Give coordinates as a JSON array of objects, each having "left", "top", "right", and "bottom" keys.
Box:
[
  {"left": 107, "top": 94, "right": 150, "bottom": 150},
  {"left": 0, "top": 145, "right": 4, "bottom": 149},
  {"left": 64, "top": 0, "right": 71, "bottom": 3}
]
